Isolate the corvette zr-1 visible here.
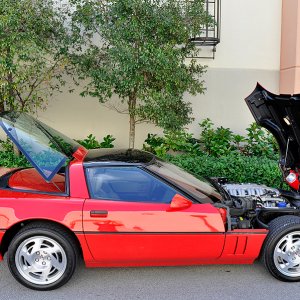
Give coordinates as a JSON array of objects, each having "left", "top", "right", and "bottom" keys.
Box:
[{"left": 2, "top": 85, "right": 300, "bottom": 290}]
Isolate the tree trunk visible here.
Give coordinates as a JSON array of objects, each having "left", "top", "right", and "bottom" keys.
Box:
[
  {"left": 6, "top": 47, "right": 14, "bottom": 110},
  {"left": 128, "top": 94, "right": 137, "bottom": 149},
  {"left": 6, "top": 47, "right": 20, "bottom": 156},
  {"left": 13, "top": 143, "right": 20, "bottom": 157},
  {"left": 129, "top": 114, "right": 135, "bottom": 149}
]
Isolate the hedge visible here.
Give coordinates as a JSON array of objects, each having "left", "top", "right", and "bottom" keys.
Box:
[{"left": 166, "top": 152, "right": 283, "bottom": 188}]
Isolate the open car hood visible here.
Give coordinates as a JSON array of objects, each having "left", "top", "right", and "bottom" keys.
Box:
[
  {"left": 245, "top": 83, "right": 300, "bottom": 169},
  {"left": 0, "top": 112, "right": 81, "bottom": 182}
]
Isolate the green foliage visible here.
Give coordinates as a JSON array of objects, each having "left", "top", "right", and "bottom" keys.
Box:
[
  {"left": 164, "top": 131, "right": 200, "bottom": 154},
  {"left": 100, "top": 135, "right": 116, "bottom": 148},
  {"left": 70, "top": 0, "right": 211, "bottom": 147},
  {"left": 0, "top": 139, "right": 29, "bottom": 167},
  {"left": 0, "top": 151, "right": 29, "bottom": 168},
  {"left": 0, "top": 138, "right": 13, "bottom": 153},
  {"left": 199, "top": 118, "right": 235, "bottom": 156},
  {"left": 144, "top": 119, "right": 279, "bottom": 159},
  {"left": 143, "top": 130, "right": 201, "bottom": 157},
  {"left": 143, "top": 134, "right": 167, "bottom": 157},
  {"left": 76, "top": 134, "right": 100, "bottom": 150},
  {"left": 167, "top": 153, "right": 282, "bottom": 188},
  {"left": 77, "top": 134, "right": 116, "bottom": 149},
  {"left": 141, "top": 117, "right": 282, "bottom": 188},
  {"left": 143, "top": 134, "right": 165, "bottom": 151},
  {"left": 232, "top": 134, "right": 246, "bottom": 152},
  {"left": 143, "top": 118, "right": 281, "bottom": 187},
  {"left": 198, "top": 118, "right": 278, "bottom": 159},
  {"left": 0, "top": 0, "right": 73, "bottom": 112},
  {"left": 244, "top": 123, "right": 278, "bottom": 159}
]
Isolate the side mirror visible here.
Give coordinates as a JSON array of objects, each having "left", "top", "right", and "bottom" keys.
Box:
[{"left": 168, "top": 194, "right": 192, "bottom": 211}]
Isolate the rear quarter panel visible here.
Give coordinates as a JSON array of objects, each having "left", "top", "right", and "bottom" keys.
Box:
[{"left": 0, "top": 190, "right": 83, "bottom": 231}]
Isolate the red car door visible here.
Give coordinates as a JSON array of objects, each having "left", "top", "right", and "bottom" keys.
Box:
[{"left": 82, "top": 166, "right": 225, "bottom": 266}]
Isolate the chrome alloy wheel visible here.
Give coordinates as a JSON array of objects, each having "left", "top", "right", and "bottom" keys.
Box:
[
  {"left": 15, "top": 236, "right": 67, "bottom": 285},
  {"left": 274, "top": 231, "right": 300, "bottom": 277}
]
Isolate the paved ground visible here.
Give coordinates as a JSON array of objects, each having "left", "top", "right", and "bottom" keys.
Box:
[{"left": 0, "top": 258, "right": 298, "bottom": 300}]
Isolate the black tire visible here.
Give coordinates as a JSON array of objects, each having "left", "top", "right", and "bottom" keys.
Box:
[
  {"left": 262, "top": 215, "right": 300, "bottom": 281},
  {"left": 7, "top": 222, "right": 78, "bottom": 290}
]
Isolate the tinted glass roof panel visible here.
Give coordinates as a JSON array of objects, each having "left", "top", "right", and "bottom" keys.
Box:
[
  {"left": 84, "top": 149, "right": 155, "bottom": 165},
  {"left": 0, "top": 112, "right": 79, "bottom": 181}
]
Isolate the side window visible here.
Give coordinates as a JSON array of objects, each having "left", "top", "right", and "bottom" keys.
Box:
[{"left": 86, "top": 167, "right": 177, "bottom": 203}]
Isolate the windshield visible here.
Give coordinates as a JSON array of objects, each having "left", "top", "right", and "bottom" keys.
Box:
[
  {"left": 147, "top": 159, "right": 222, "bottom": 203},
  {"left": 0, "top": 112, "right": 80, "bottom": 182}
]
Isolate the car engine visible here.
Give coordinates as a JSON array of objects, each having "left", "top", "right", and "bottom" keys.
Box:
[
  {"left": 222, "top": 183, "right": 288, "bottom": 208},
  {"left": 213, "top": 181, "right": 300, "bottom": 230}
]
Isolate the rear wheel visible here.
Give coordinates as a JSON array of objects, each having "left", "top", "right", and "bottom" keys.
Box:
[
  {"left": 263, "top": 215, "right": 300, "bottom": 281},
  {"left": 7, "top": 223, "right": 78, "bottom": 290}
]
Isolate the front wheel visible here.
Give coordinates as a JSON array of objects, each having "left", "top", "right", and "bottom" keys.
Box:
[
  {"left": 263, "top": 215, "right": 300, "bottom": 281},
  {"left": 7, "top": 223, "right": 78, "bottom": 290}
]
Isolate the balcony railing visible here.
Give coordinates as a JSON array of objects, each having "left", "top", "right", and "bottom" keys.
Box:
[{"left": 190, "top": 0, "right": 221, "bottom": 59}]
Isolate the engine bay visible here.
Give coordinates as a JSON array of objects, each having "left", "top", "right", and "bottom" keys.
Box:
[
  {"left": 214, "top": 179, "right": 300, "bottom": 230},
  {"left": 222, "top": 183, "right": 288, "bottom": 208}
]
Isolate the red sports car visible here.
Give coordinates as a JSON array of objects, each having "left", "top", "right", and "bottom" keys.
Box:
[{"left": 1, "top": 85, "right": 300, "bottom": 290}]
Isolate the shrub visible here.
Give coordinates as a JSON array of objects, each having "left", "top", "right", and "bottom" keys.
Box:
[
  {"left": 144, "top": 118, "right": 279, "bottom": 159},
  {"left": 198, "top": 118, "right": 278, "bottom": 158},
  {"left": 199, "top": 118, "right": 235, "bottom": 156},
  {"left": 0, "top": 138, "right": 14, "bottom": 153},
  {"left": 143, "top": 134, "right": 166, "bottom": 156},
  {"left": 0, "top": 139, "right": 29, "bottom": 167},
  {"left": 99, "top": 135, "right": 116, "bottom": 148},
  {"left": 0, "top": 151, "right": 29, "bottom": 167},
  {"left": 76, "top": 134, "right": 116, "bottom": 149},
  {"left": 166, "top": 153, "right": 283, "bottom": 188},
  {"left": 243, "top": 123, "right": 279, "bottom": 159},
  {"left": 143, "top": 130, "right": 201, "bottom": 157}
]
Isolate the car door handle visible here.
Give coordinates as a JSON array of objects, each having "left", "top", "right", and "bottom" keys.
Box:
[{"left": 90, "top": 210, "right": 108, "bottom": 218}]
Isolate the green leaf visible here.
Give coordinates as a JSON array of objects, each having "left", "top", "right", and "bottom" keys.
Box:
[{"left": 0, "top": 0, "right": 75, "bottom": 113}]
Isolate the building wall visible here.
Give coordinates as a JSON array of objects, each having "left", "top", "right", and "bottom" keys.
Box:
[{"left": 38, "top": 0, "right": 282, "bottom": 148}]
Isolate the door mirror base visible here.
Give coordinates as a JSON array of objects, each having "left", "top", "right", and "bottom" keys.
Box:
[{"left": 168, "top": 194, "right": 192, "bottom": 211}]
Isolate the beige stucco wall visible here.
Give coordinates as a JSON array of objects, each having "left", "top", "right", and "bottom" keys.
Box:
[
  {"left": 38, "top": 0, "right": 282, "bottom": 148},
  {"left": 187, "top": 68, "right": 280, "bottom": 137},
  {"left": 204, "top": 0, "right": 281, "bottom": 70}
]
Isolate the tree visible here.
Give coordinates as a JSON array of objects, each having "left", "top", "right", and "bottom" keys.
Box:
[
  {"left": 0, "top": 0, "right": 72, "bottom": 113},
  {"left": 71, "top": 0, "right": 211, "bottom": 148}
]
